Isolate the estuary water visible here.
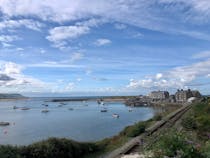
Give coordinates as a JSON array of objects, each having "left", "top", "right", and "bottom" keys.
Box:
[{"left": 0, "top": 97, "right": 155, "bottom": 145}]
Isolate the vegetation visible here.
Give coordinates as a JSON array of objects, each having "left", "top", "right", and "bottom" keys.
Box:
[
  {"left": 153, "top": 114, "right": 162, "bottom": 121},
  {"left": 0, "top": 138, "right": 98, "bottom": 158},
  {"left": 152, "top": 130, "right": 204, "bottom": 158},
  {"left": 119, "top": 122, "right": 146, "bottom": 137},
  {"left": 150, "top": 97, "right": 210, "bottom": 158}
]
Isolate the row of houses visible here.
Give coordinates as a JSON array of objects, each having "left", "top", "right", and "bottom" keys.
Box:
[{"left": 148, "top": 89, "right": 201, "bottom": 103}]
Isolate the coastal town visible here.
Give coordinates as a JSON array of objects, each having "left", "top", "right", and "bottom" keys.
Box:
[{"left": 125, "top": 89, "right": 202, "bottom": 106}]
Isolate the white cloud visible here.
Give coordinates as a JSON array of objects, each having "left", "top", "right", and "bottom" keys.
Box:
[
  {"left": 76, "top": 78, "right": 82, "bottom": 82},
  {"left": 156, "top": 73, "right": 163, "bottom": 80},
  {"left": 92, "top": 77, "right": 108, "bottom": 81},
  {"left": 16, "top": 48, "right": 24, "bottom": 51},
  {"left": 94, "top": 38, "right": 111, "bottom": 46},
  {"left": 0, "top": 61, "right": 45, "bottom": 90},
  {"left": 47, "top": 25, "right": 90, "bottom": 43},
  {"left": 1, "top": 62, "right": 23, "bottom": 75},
  {"left": 114, "top": 23, "right": 127, "bottom": 30},
  {"left": 127, "top": 58, "right": 210, "bottom": 89},
  {"left": 192, "top": 50, "right": 210, "bottom": 59},
  {"left": 85, "top": 69, "right": 92, "bottom": 75},
  {"left": 1, "top": 0, "right": 209, "bottom": 41},
  {"left": 46, "top": 18, "right": 104, "bottom": 49},
  {"left": 40, "top": 48, "right": 46, "bottom": 54},
  {"left": 0, "top": 35, "right": 20, "bottom": 43},
  {"left": 65, "top": 82, "right": 75, "bottom": 91},
  {"left": 0, "top": 19, "right": 44, "bottom": 31},
  {"left": 27, "top": 62, "right": 84, "bottom": 68},
  {"left": 1, "top": 42, "right": 13, "bottom": 48},
  {"left": 70, "top": 52, "right": 84, "bottom": 62}
]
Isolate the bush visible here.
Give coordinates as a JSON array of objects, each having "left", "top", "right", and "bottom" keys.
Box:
[
  {"left": 181, "top": 115, "right": 197, "bottom": 130},
  {"left": 120, "top": 122, "right": 146, "bottom": 137},
  {"left": 0, "top": 145, "right": 21, "bottom": 158},
  {"left": 153, "top": 114, "right": 162, "bottom": 121},
  {"left": 153, "top": 131, "right": 204, "bottom": 158},
  {"left": 0, "top": 138, "right": 98, "bottom": 158},
  {"left": 201, "top": 141, "right": 210, "bottom": 158}
]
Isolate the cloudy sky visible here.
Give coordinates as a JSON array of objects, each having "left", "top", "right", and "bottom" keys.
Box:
[{"left": 0, "top": 0, "right": 210, "bottom": 96}]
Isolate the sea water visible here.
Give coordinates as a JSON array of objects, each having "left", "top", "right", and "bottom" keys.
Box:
[{"left": 0, "top": 98, "right": 154, "bottom": 145}]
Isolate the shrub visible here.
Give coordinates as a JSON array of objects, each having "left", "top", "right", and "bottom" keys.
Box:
[
  {"left": 153, "top": 131, "right": 204, "bottom": 158},
  {"left": 120, "top": 122, "right": 146, "bottom": 137},
  {"left": 0, "top": 145, "right": 21, "bottom": 158},
  {"left": 181, "top": 115, "right": 197, "bottom": 130},
  {"left": 201, "top": 141, "right": 210, "bottom": 158},
  {"left": 0, "top": 138, "right": 98, "bottom": 158},
  {"left": 153, "top": 114, "right": 162, "bottom": 121}
]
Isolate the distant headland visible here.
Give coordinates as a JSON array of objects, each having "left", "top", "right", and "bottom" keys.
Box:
[{"left": 0, "top": 93, "right": 26, "bottom": 99}]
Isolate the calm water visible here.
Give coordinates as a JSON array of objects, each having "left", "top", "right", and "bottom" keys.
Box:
[{"left": 0, "top": 98, "right": 154, "bottom": 145}]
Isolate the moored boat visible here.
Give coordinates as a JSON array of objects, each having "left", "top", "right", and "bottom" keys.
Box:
[
  {"left": 41, "top": 109, "right": 49, "bottom": 113},
  {"left": 42, "top": 104, "right": 48, "bottom": 107},
  {"left": 20, "top": 107, "right": 30, "bottom": 110},
  {"left": 0, "top": 122, "right": 10, "bottom": 126},
  {"left": 100, "top": 109, "right": 107, "bottom": 112},
  {"left": 13, "top": 106, "right": 19, "bottom": 109},
  {"left": 112, "top": 113, "right": 119, "bottom": 118},
  {"left": 128, "top": 108, "right": 133, "bottom": 112}
]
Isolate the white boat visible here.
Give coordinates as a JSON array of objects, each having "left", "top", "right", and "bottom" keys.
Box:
[
  {"left": 112, "top": 113, "right": 119, "bottom": 118},
  {"left": 41, "top": 109, "right": 49, "bottom": 113},
  {"left": 128, "top": 108, "right": 133, "bottom": 112},
  {"left": 100, "top": 109, "right": 107, "bottom": 112}
]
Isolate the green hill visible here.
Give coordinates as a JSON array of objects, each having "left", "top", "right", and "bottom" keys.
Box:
[{"left": 0, "top": 93, "right": 26, "bottom": 99}]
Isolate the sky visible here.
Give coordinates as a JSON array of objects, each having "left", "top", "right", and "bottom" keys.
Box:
[{"left": 0, "top": 0, "right": 210, "bottom": 96}]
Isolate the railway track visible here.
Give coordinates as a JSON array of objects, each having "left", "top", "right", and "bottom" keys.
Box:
[{"left": 103, "top": 104, "right": 192, "bottom": 158}]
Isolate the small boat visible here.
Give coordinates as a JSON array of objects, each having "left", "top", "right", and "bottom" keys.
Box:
[
  {"left": 60, "top": 102, "right": 67, "bottom": 105},
  {"left": 112, "top": 113, "right": 120, "bottom": 118},
  {"left": 41, "top": 109, "right": 49, "bottom": 113},
  {"left": 58, "top": 104, "right": 63, "bottom": 107},
  {"left": 97, "top": 100, "right": 101, "bottom": 104},
  {"left": 13, "top": 106, "right": 19, "bottom": 109},
  {"left": 128, "top": 108, "right": 133, "bottom": 112},
  {"left": 100, "top": 109, "right": 107, "bottom": 112},
  {"left": 42, "top": 104, "right": 48, "bottom": 107},
  {"left": 0, "top": 122, "right": 10, "bottom": 126},
  {"left": 68, "top": 108, "right": 74, "bottom": 111},
  {"left": 20, "top": 107, "right": 30, "bottom": 110}
]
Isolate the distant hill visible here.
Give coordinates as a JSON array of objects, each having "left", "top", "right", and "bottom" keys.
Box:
[{"left": 0, "top": 93, "right": 26, "bottom": 99}]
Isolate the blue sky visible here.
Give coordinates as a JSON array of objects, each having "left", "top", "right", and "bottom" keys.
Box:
[{"left": 0, "top": 0, "right": 210, "bottom": 96}]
